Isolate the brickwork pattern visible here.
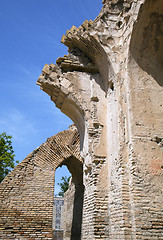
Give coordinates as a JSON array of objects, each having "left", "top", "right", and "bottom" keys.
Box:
[
  {"left": 0, "top": 128, "right": 80, "bottom": 239},
  {"left": 37, "top": 0, "right": 163, "bottom": 239},
  {"left": 0, "top": 0, "right": 163, "bottom": 239}
]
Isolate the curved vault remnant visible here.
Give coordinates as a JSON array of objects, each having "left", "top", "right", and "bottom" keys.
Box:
[
  {"left": 36, "top": 0, "right": 137, "bottom": 162},
  {"left": 36, "top": 0, "right": 163, "bottom": 239},
  {"left": 1, "top": 0, "right": 163, "bottom": 239},
  {"left": 37, "top": 0, "right": 163, "bottom": 239},
  {"left": 130, "top": 0, "right": 163, "bottom": 86},
  {"left": 0, "top": 128, "right": 84, "bottom": 240}
]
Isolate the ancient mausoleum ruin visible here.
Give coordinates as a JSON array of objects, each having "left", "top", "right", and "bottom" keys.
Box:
[
  {"left": 0, "top": 0, "right": 163, "bottom": 239},
  {"left": 0, "top": 127, "right": 83, "bottom": 239}
]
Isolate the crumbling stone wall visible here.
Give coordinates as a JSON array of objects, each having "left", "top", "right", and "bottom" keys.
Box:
[
  {"left": 0, "top": 128, "right": 82, "bottom": 240},
  {"left": 37, "top": 0, "right": 163, "bottom": 239},
  {"left": 64, "top": 179, "right": 75, "bottom": 240},
  {"left": 0, "top": 1, "right": 162, "bottom": 239}
]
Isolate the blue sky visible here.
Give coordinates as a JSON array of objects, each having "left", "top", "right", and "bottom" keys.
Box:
[{"left": 0, "top": 0, "right": 102, "bottom": 193}]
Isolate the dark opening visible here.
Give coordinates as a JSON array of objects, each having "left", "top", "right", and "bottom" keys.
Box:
[
  {"left": 63, "top": 157, "right": 84, "bottom": 240},
  {"left": 53, "top": 157, "right": 84, "bottom": 240}
]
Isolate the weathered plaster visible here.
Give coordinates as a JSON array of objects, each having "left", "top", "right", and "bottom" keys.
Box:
[
  {"left": 37, "top": 0, "right": 163, "bottom": 239},
  {"left": 0, "top": 0, "right": 162, "bottom": 239}
]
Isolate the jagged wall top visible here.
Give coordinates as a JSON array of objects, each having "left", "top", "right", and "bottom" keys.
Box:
[{"left": 102, "top": 0, "right": 132, "bottom": 11}]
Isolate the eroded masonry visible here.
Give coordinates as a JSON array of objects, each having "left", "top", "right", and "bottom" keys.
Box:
[
  {"left": 0, "top": 127, "right": 83, "bottom": 239},
  {"left": 0, "top": 0, "right": 163, "bottom": 239}
]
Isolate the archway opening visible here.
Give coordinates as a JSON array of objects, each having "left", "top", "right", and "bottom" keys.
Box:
[
  {"left": 54, "top": 165, "right": 71, "bottom": 197},
  {"left": 53, "top": 157, "right": 84, "bottom": 240},
  {"left": 53, "top": 165, "right": 71, "bottom": 240}
]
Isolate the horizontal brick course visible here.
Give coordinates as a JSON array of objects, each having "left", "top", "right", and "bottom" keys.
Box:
[{"left": 0, "top": 128, "right": 80, "bottom": 239}]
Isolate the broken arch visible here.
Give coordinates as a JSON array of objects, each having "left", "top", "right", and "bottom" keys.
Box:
[{"left": 0, "top": 127, "right": 84, "bottom": 239}]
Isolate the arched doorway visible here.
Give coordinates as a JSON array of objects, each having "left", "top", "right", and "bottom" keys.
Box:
[
  {"left": 55, "top": 156, "right": 84, "bottom": 240},
  {"left": 51, "top": 128, "right": 84, "bottom": 240},
  {"left": 0, "top": 127, "right": 83, "bottom": 240}
]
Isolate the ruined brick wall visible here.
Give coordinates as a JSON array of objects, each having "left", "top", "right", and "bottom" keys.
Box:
[
  {"left": 0, "top": 128, "right": 81, "bottom": 239},
  {"left": 1, "top": 1, "right": 162, "bottom": 239},
  {"left": 37, "top": 0, "right": 163, "bottom": 239}
]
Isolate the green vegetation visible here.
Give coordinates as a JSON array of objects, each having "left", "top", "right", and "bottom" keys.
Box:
[
  {"left": 0, "top": 132, "right": 18, "bottom": 183},
  {"left": 58, "top": 175, "right": 71, "bottom": 197}
]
